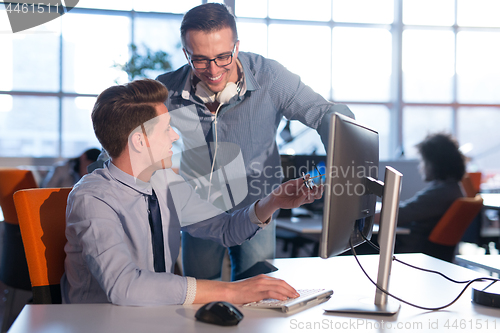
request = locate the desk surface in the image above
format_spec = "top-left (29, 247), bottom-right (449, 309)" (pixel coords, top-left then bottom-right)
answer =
top-left (482, 193), bottom-right (500, 210)
top-left (9, 254), bottom-right (500, 333)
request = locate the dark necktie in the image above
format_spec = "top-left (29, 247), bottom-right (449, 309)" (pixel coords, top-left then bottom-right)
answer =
top-left (148, 189), bottom-right (166, 272)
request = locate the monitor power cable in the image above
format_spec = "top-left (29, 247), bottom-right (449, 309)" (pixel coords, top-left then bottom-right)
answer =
top-left (361, 233), bottom-right (470, 284)
top-left (350, 236), bottom-right (500, 311)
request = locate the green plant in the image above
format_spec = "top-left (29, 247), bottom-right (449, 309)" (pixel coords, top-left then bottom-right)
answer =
top-left (114, 44), bottom-right (172, 81)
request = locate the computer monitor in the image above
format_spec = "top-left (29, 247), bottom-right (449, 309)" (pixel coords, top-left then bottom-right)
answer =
top-left (319, 113), bottom-right (402, 315)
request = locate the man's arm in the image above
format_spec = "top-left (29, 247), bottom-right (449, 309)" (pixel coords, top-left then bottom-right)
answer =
top-left (181, 176), bottom-right (323, 246)
top-left (195, 176), bottom-right (321, 304)
top-left (66, 185), bottom-right (303, 306)
top-left (317, 104), bottom-right (354, 150)
top-left (261, 54), bottom-right (354, 149)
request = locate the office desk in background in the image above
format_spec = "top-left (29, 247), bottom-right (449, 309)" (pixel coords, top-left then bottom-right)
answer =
top-left (276, 215), bottom-right (411, 240)
top-left (482, 193), bottom-right (500, 211)
top-left (477, 193), bottom-right (500, 245)
top-left (9, 254), bottom-right (500, 333)
top-left (455, 255), bottom-right (500, 276)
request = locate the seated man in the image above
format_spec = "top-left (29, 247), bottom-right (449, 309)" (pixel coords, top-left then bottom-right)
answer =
top-left (61, 79), bottom-right (323, 306)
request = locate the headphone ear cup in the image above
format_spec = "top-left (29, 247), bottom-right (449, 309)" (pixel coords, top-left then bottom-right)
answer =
top-left (195, 81), bottom-right (216, 104)
top-left (216, 82), bottom-right (238, 104)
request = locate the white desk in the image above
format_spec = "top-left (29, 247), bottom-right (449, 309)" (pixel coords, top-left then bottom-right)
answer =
top-left (482, 193), bottom-right (500, 211)
top-left (8, 254), bottom-right (500, 333)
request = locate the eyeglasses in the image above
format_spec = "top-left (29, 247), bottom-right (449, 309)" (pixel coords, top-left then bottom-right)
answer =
top-left (187, 43), bottom-right (237, 70)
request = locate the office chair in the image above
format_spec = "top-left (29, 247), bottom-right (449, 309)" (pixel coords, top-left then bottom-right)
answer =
top-left (461, 172), bottom-right (482, 198)
top-left (468, 172), bottom-right (482, 194)
top-left (0, 169), bottom-right (38, 332)
top-left (460, 172), bottom-right (486, 246)
top-left (13, 187), bottom-right (71, 304)
top-left (425, 195), bottom-right (484, 262)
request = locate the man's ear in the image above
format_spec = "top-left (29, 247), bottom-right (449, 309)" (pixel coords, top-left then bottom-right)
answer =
top-left (234, 40), bottom-right (240, 58)
top-left (129, 131), bottom-right (144, 153)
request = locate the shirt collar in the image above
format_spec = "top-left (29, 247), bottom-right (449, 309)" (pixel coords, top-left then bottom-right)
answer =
top-left (237, 53), bottom-right (260, 91)
top-left (107, 160), bottom-right (153, 196)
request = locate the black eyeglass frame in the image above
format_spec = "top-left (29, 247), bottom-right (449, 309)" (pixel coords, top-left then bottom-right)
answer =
top-left (186, 42), bottom-right (238, 70)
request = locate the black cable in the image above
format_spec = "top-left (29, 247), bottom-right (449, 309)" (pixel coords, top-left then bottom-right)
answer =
top-left (350, 238), bottom-right (500, 311)
top-left (360, 232), bottom-right (470, 284)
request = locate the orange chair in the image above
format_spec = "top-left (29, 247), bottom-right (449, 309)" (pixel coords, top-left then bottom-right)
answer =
top-left (461, 172), bottom-right (482, 197)
top-left (425, 195), bottom-right (484, 262)
top-left (0, 169), bottom-right (38, 331)
top-left (468, 172), bottom-right (482, 194)
top-left (13, 187), bottom-right (71, 304)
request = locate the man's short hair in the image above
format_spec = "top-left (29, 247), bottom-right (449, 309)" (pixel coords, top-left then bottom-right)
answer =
top-left (181, 3), bottom-right (238, 47)
top-left (417, 133), bottom-right (466, 181)
top-left (91, 79), bottom-right (169, 158)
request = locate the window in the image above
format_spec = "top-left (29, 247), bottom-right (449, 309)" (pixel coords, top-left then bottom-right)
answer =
top-left (456, 31), bottom-right (500, 104)
top-left (268, 24), bottom-right (331, 98)
top-left (0, 3), bottom-right (190, 159)
top-left (332, 27), bottom-right (392, 102)
top-left (458, 107), bottom-right (500, 174)
top-left (62, 13), bottom-right (131, 94)
top-left (403, 107), bottom-right (453, 158)
top-left (1, 0), bottom-right (499, 177)
top-left (402, 29), bottom-right (455, 103)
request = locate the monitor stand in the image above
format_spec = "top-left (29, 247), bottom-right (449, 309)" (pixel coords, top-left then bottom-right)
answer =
top-left (324, 166), bottom-right (402, 316)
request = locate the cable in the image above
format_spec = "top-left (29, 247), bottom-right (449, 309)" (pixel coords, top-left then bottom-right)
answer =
top-left (207, 103), bottom-right (223, 202)
top-left (359, 232), bottom-right (470, 284)
top-left (349, 238), bottom-right (499, 311)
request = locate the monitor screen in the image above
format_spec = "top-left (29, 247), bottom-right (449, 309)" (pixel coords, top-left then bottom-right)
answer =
top-left (319, 113), bottom-right (379, 258)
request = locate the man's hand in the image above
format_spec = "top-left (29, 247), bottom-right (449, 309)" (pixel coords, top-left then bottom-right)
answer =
top-left (195, 274), bottom-right (299, 305)
top-left (271, 176), bottom-right (324, 210)
top-left (255, 176), bottom-right (324, 222)
top-left (226, 274), bottom-right (299, 304)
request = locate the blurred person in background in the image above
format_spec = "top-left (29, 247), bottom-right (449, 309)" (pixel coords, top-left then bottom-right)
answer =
top-left (393, 133), bottom-right (466, 253)
top-left (42, 148), bottom-right (101, 188)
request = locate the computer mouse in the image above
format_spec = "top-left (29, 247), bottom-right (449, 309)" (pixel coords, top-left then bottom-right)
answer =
top-left (195, 301), bottom-right (244, 326)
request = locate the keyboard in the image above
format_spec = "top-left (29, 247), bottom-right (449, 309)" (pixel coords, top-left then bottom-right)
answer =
top-left (243, 289), bottom-right (333, 313)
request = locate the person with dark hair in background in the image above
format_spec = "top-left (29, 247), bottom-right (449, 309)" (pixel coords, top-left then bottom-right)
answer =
top-left (393, 133), bottom-right (466, 253)
top-left (61, 79), bottom-right (323, 306)
top-left (42, 148), bottom-right (101, 188)
top-left (156, 2), bottom-right (354, 282)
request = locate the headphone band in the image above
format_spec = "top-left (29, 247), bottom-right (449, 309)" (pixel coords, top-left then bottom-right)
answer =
top-left (194, 80), bottom-right (241, 104)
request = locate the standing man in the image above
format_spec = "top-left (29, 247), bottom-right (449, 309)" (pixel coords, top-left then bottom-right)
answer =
top-left (157, 3), bottom-right (354, 281)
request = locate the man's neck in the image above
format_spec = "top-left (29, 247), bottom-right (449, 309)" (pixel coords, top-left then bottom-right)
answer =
top-left (112, 154), bottom-right (154, 183)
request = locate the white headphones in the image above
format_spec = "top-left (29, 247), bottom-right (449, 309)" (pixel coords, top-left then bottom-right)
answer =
top-left (195, 81), bottom-right (239, 105)
top-left (196, 80), bottom-right (240, 201)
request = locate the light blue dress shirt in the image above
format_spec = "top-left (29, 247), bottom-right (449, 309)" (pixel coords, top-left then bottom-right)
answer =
top-left (156, 51), bottom-right (354, 280)
top-left (158, 51), bottom-right (354, 210)
top-left (61, 161), bottom-right (266, 306)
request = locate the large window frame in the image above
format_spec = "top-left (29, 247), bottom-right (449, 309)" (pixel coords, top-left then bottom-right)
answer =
top-left (1, 0), bottom-right (499, 173)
